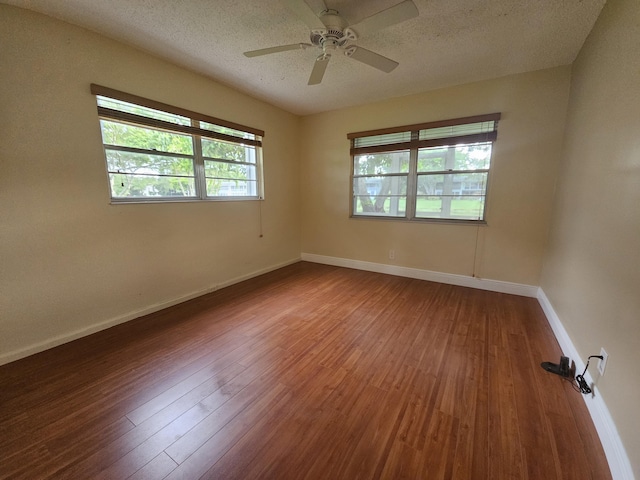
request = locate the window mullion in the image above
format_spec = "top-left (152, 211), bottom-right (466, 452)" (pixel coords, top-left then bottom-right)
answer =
top-left (192, 120), bottom-right (206, 199)
top-left (406, 131), bottom-right (419, 220)
top-left (441, 146), bottom-right (456, 217)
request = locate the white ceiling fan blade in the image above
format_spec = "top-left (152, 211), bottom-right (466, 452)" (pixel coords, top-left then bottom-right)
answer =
top-left (350, 0), bottom-right (419, 37)
top-left (283, 0), bottom-right (327, 30)
top-left (308, 54), bottom-right (330, 85)
top-left (244, 43), bottom-right (312, 57)
top-left (345, 46), bottom-right (399, 73)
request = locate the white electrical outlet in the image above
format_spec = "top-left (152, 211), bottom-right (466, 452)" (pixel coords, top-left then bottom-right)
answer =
top-left (597, 347), bottom-right (608, 376)
top-left (389, 249), bottom-right (395, 260)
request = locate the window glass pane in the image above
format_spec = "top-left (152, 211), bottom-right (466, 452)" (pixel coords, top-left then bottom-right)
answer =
top-left (106, 150), bottom-right (194, 177)
top-left (450, 196), bottom-right (485, 218)
top-left (352, 176), bottom-right (407, 217)
top-left (419, 121), bottom-right (494, 140)
top-left (353, 196), bottom-right (406, 216)
top-left (353, 176), bottom-right (407, 196)
top-left (353, 131), bottom-right (411, 148)
top-left (417, 173), bottom-right (487, 196)
top-left (417, 174), bottom-right (444, 194)
top-left (416, 195), bottom-right (485, 220)
top-left (418, 143), bottom-right (492, 172)
top-left (109, 173), bottom-right (196, 198)
top-left (418, 147), bottom-right (448, 172)
top-left (205, 161), bottom-right (256, 181)
top-left (206, 179), bottom-right (257, 197)
top-left (200, 121), bottom-right (256, 141)
top-left (100, 120), bottom-right (193, 155)
top-left (97, 96), bottom-right (191, 126)
top-left (453, 142), bottom-right (492, 170)
top-left (205, 160), bottom-right (257, 197)
top-left (202, 138), bottom-right (256, 163)
top-left (417, 172), bottom-right (487, 220)
top-left (354, 151), bottom-right (410, 175)
top-left (415, 196), bottom-right (442, 218)
top-left (451, 172), bottom-right (488, 195)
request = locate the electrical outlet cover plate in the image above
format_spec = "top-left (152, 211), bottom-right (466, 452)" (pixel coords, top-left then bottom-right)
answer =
top-left (597, 348), bottom-right (608, 375)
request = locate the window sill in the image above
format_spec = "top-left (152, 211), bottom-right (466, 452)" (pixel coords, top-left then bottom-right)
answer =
top-left (109, 197), bottom-right (262, 205)
top-left (350, 215), bottom-right (487, 226)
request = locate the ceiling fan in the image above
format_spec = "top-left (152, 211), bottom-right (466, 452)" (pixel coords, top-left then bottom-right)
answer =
top-left (243, 0), bottom-right (419, 85)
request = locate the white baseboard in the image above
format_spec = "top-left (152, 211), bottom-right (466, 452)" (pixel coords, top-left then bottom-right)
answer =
top-left (301, 252), bottom-right (538, 297)
top-left (537, 288), bottom-right (634, 480)
top-left (0, 257), bottom-right (301, 366)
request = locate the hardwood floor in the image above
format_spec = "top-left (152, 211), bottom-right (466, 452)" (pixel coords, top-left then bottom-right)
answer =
top-left (0, 262), bottom-right (611, 479)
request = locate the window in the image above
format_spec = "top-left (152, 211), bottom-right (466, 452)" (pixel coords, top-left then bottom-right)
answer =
top-left (349, 113), bottom-right (500, 223)
top-left (91, 84), bottom-right (264, 202)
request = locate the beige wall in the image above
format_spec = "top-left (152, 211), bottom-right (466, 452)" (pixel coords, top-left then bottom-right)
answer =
top-left (540, 0), bottom-right (640, 475)
top-left (3, 2), bottom-right (637, 473)
top-left (0, 5), bottom-right (301, 361)
top-left (300, 67), bottom-right (571, 286)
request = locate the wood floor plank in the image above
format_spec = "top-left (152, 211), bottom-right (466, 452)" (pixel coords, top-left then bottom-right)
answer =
top-left (379, 440), bottom-right (422, 480)
top-left (0, 443), bottom-right (53, 480)
top-left (0, 328), bottom-right (250, 455)
top-left (128, 452), bottom-right (178, 480)
top-left (160, 365), bottom-right (286, 466)
top-left (164, 382), bottom-right (292, 480)
top-left (507, 331), bottom-right (560, 479)
top-left (53, 360), bottom-right (257, 479)
top-left (461, 290), bottom-right (490, 479)
top-left (302, 382), bottom-right (389, 480)
top-left (0, 262), bottom-right (612, 480)
top-left (204, 364), bottom-right (347, 480)
top-left (419, 409), bottom-right (460, 480)
top-left (125, 360), bottom-right (247, 426)
top-left (344, 388), bottom-right (408, 480)
top-left (487, 307), bottom-right (527, 480)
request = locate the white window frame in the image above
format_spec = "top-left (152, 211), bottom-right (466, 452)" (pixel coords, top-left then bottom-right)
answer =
top-left (91, 84), bottom-right (264, 203)
top-left (348, 113), bottom-right (500, 224)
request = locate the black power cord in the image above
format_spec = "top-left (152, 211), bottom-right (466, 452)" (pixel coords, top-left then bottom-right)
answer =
top-left (541, 354), bottom-right (603, 394)
top-left (575, 355), bottom-right (603, 394)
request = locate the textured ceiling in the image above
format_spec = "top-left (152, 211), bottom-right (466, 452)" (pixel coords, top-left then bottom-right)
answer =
top-left (3, 0), bottom-right (606, 115)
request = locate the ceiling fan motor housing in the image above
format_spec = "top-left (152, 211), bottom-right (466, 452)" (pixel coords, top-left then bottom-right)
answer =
top-left (310, 10), bottom-right (355, 50)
